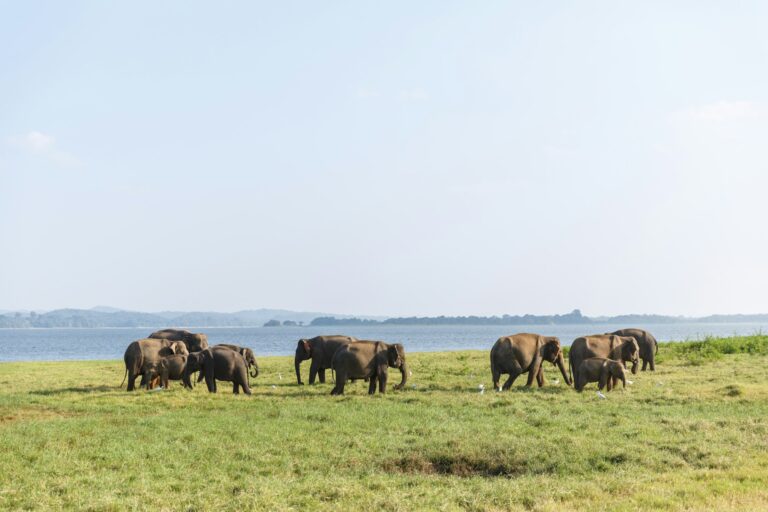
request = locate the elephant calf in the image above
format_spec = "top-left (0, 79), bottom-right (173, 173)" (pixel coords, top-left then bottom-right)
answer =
top-left (144, 354), bottom-right (192, 390)
top-left (331, 341), bottom-right (407, 395)
top-left (575, 358), bottom-right (627, 392)
top-left (187, 348), bottom-right (252, 395)
top-left (490, 333), bottom-right (571, 390)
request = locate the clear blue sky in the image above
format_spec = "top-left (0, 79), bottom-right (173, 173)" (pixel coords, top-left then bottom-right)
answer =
top-left (2, 1), bottom-right (767, 316)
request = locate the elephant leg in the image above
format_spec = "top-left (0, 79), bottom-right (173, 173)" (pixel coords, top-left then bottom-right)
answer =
top-left (641, 358), bottom-right (648, 371)
top-left (502, 370), bottom-right (520, 390)
top-left (649, 357), bottom-right (655, 371)
top-left (491, 367), bottom-right (501, 391)
top-left (331, 371), bottom-right (347, 395)
top-left (379, 371), bottom-right (388, 394)
top-left (318, 368), bottom-right (326, 383)
top-left (574, 373), bottom-right (583, 392)
top-left (127, 370), bottom-right (137, 391)
top-left (233, 382), bottom-right (240, 394)
top-left (368, 375), bottom-right (377, 395)
top-left (536, 368), bottom-right (546, 387)
top-left (309, 363), bottom-right (319, 385)
top-left (241, 377), bottom-right (252, 395)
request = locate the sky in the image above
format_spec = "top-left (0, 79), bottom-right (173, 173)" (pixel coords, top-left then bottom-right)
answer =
top-left (1, 1), bottom-right (768, 317)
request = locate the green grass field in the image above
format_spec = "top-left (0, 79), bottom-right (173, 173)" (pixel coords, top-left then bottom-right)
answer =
top-left (1, 335), bottom-right (767, 511)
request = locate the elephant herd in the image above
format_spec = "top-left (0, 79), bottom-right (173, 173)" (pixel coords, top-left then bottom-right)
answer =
top-left (491, 328), bottom-right (658, 393)
top-left (122, 327), bottom-right (657, 395)
top-left (122, 329), bottom-right (258, 394)
top-left (122, 331), bottom-right (407, 395)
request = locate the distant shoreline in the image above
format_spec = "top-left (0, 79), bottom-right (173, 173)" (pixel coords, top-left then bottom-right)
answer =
top-left (4, 306), bottom-right (768, 329)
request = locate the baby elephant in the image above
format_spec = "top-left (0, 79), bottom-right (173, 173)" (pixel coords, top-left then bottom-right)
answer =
top-left (143, 354), bottom-right (192, 390)
top-left (575, 358), bottom-right (627, 392)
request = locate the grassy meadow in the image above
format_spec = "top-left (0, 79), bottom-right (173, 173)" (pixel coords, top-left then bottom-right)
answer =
top-left (1, 335), bottom-right (767, 511)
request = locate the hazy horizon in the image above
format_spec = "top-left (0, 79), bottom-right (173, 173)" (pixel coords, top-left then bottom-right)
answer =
top-left (4, 305), bottom-right (768, 321)
top-left (3, 2), bottom-right (767, 317)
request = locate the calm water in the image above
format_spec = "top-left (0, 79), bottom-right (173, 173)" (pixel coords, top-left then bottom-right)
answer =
top-left (0, 323), bottom-right (765, 362)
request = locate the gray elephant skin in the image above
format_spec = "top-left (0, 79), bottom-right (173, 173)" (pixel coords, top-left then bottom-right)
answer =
top-left (490, 333), bottom-right (571, 390)
top-left (574, 357), bottom-right (627, 392)
top-left (187, 347), bottom-right (252, 395)
top-left (144, 354), bottom-right (191, 390)
top-left (569, 334), bottom-right (639, 384)
top-left (330, 341), bottom-right (407, 395)
top-left (123, 338), bottom-right (189, 391)
top-left (149, 328), bottom-right (209, 352)
top-left (610, 328), bottom-right (658, 371)
top-left (294, 335), bottom-right (358, 385)
top-left (214, 344), bottom-right (259, 378)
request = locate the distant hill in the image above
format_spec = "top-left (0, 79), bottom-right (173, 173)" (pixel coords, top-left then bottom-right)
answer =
top-left (0, 308), bottom-right (378, 328)
top-left (2, 307), bottom-right (768, 328)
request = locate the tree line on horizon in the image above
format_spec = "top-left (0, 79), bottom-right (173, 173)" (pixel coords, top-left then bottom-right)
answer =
top-left (4, 307), bottom-right (768, 328)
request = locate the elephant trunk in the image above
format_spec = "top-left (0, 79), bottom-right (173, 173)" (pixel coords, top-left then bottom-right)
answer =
top-left (294, 356), bottom-right (303, 385)
top-left (250, 363), bottom-right (259, 379)
top-left (395, 361), bottom-right (408, 390)
top-left (630, 359), bottom-right (639, 374)
top-left (556, 352), bottom-right (571, 386)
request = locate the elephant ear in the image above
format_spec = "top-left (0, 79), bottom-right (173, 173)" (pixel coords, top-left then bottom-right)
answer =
top-left (387, 345), bottom-right (398, 366)
top-left (300, 340), bottom-right (311, 356)
top-left (540, 338), bottom-right (558, 361)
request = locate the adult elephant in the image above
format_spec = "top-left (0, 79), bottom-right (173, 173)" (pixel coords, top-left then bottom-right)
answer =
top-left (330, 341), bottom-right (407, 395)
top-left (122, 338), bottom-right (188, 391)
top-left (568, 334), bottom-right (640, 384)
top-left (490, 333), bottom-right (571, 390)
top-left (149, 329), bottom-right (209, 352)
top-left (294, 335), bottom-right (358, 385)
top-left (187, 347), bottom-right (252, 395)
top-left (609, 328), bottom-right (658, 371)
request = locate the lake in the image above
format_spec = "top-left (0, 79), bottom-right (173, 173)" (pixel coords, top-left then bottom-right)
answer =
top-left (0, 322), bottom-right (766, 362)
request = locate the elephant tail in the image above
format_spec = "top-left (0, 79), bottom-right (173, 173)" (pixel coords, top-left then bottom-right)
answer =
top-left (120, 367), bottom-right (128, 388)
top-left (568, 350), bottom-right (573, 385)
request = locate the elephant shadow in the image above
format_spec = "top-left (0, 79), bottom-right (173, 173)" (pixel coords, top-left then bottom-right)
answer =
top-left (30, 385), bottom-right (117, 396)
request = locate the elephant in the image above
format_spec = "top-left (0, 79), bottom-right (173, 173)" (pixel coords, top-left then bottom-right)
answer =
top-left (609, 328), bottom-right (658, 371)
top-left (294, 335), bottom-right (358, 385)
top-left (213, 344), bottom-right (259, 379)
top-left (330, 341), bottom-right (407, 395)
top-left (574, 357), bottom-right (627, 392)
top-left (149, 329), bottom-right (209, 352)
top-left (490, 333), bottom-right (571, 390)
top-left (122, 338), bottom-right (188, 391)
top-left (144, 354), bottom-right (192, 390)
top-left (187, 347), bottom-right (252, 395)
top-left (568, 334), bottom-right (639, 384)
